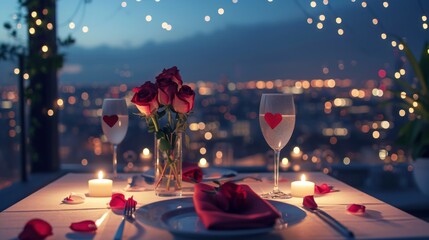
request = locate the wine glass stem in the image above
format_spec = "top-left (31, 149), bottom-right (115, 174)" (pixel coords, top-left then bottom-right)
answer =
top-left (113, 144), bottom-right (118, 178)
top-left (273, 149), bottom-right (280, 193)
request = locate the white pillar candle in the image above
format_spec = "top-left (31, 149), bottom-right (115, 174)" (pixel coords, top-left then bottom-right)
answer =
top-left (88, 171), bottom-right (112, 197)
top-left (291, 174), bottom-right (315, 197)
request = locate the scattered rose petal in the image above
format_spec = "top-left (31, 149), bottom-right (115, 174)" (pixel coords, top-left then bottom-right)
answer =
top-left (109, 193), bottom-right (126, 209)
top-left (69, 220), bottom-right (97, 232)
top-left (62, 192), bottom-right (85, 204)
top-left (18, 218), bottom-right (53, 240)
top-left (303, 195), bottom-right (318, 209)
top-left (347, 204), bottom-right (366, 214)
top-left (315, 183), bottom-right (332, 194)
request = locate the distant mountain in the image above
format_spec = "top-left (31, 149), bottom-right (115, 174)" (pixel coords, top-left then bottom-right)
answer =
top-left (59, 18), bottom-right (395, 86)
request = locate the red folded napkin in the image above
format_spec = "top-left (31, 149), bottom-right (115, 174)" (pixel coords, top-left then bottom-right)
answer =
top-left (182, 162), bottom-right (203, 183)
top-left (193, 182), bottom-right (281, 230)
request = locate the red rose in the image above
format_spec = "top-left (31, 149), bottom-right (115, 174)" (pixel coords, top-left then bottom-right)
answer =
top-left (156, 78), bottom-right (178, 105)
top-left (216, 182), bottom-right (248, 213)
top-left (156, 66), bottom-right (183, 87)
top-left (131, 81), bottom-right (159, 116)
top-left (172, 85), bottom-right (195, 113)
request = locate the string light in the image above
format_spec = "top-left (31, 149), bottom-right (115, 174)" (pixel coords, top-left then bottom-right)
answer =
top-left (145, 15), bottom-right (152, 22)
top-left (218, 8), bottom-right (225, 15)
top-left (319, 15), bottom-right (326, 21)
top-left (82, 26), bottom-right (89, 33)
top-left (383, 1), bottom-right (389, 8)
top-left (310, 1), bottom-right (317, 8)
top-left (338, 28), bottom-right (344, 35)
top-left (336, 17), bottom-right (342, 24)
top-left (317, 22), bottom-right (324, 29)
top-left (69, 22), bottom-right (76, 29)
top-left (204, 16), bottom-right (211, 22)
top-left (307, 18), bottom-right (313, 24)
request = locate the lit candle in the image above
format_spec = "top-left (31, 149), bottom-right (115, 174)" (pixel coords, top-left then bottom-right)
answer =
top-left (88, 171), bottom-right (112, 197)
top-left (291, 174), bottom-right (315, 197)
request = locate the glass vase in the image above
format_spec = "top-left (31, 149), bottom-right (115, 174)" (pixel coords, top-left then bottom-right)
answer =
top-left (154, 132), bottom-right (182, 197)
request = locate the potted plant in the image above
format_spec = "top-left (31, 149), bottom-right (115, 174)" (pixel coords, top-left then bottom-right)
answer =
top-left (392, 40), bottom-right (429, 195)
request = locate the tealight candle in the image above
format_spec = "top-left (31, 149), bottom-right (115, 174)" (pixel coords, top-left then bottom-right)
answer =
top-left (88, 171), bottom-right (112, 197)
top-left (291, 174), bottom-right (315, 197)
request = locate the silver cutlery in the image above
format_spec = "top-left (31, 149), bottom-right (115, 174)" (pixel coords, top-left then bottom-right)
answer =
top-left (114, 199), bottom-right (136, 240)
top-left (304, 206), bottom-right (354, 239)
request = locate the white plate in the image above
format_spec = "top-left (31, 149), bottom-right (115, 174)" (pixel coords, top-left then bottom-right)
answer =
top-left (135, 198), bottom-right (306, 238)
top-left (141, 167), bottom-right (237, 182)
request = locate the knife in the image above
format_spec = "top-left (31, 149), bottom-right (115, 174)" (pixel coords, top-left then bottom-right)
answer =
top-left (304, 206), bottom-right (354, 239)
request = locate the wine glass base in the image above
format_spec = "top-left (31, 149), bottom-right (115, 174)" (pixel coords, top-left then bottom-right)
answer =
top-left (261, 191), bottom-right (292, 199)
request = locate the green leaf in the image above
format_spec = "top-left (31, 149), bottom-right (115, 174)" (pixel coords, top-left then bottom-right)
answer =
top-left (159, 137), bottom-right (170, 152)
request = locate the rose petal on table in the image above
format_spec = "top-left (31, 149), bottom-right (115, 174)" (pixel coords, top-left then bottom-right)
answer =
top-left (18, 218), bottom-right (53, 240)
top-left (109, 193), bottom-right (126, 209)
top-left (303, 195), bottom-right (318, 209)
top-left (315, 183), bottom-right (332, 194)
top-left (69, 220), bottom-right (97, 232)
top-left (347, 204), bottom-right (366, 214)
top-left (62, 192), bottom-right (85, 204)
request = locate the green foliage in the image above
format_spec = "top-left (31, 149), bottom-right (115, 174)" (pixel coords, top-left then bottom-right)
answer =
top-left (393, 40), bottom-right (429, 159)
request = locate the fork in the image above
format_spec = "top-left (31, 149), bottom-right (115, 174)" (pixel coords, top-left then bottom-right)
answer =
top-left (114, 198), bottom-right (136, 240)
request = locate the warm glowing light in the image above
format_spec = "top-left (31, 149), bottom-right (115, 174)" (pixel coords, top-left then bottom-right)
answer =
top-left (336, 17), bottom-right (342, 24)
top-left (413, 101), bottom-right (418, 107)
top-left (204, 16), bottom-right (211, 22)
top-left (317, 22), bottom-right (324, 29)
top-left (81, 159), bottom-right (88, 166)
top-left (281, 157), bottom-right (289, 166)
top-left (343, 157), bottom-right (351, 165)
top-left (300, 174), bottom-right (306, 181)
top-left (400, 91), bottom-right (406, 99)
top-left (23, 73), bottom-right (29, 79)
top-left (372, 18), bottom-right (378, 25)
top-left (361, 1), bottom-right (367, 8)
top-left (399, 109), bottom-right (406, 117)
top-left (29, 28), bottom-right (35, 35)
top-left (218, 8), bottom-right (225, 15)
top-left (409, 107), bottom-right (414, 113)
top-left (379, 149), bottom-right (387, 160)
top-left (69, 22), bottom-right (75, 29)
top-left (204, 132), bottom-right (213, 140)
top-left (82, 26), bottom-right (89, 33)
top-left (394, 72), bottom-right (401, 79)
top-left (47, 109), bottom-right (54, 116)
top-left (35, 19), bottom-right (42, 25)
top-left (14, 68), bottom-right (20, 75)
top-left (293, 146), bottom-right (301, 154)
top-left (31, 11), bottom-right (37, 18)
top-left (423, 23), bottom-right (428, 29)
top-left (307, 18), bottom-right (313, 24)
top-left (200, 147), bottom-right (207, 155)
top-left (310, 1), bottom-right (317, 7)
top-left (145, 15), bottom-right (152, 22)
top-left (381, 33), bottom-right (387, 39)
top-left (391, 41), bottom-right (397, 47)
top-left (41, 45), bottom-right (48, 53)
top-left (121, 1), bottom-right (127, 7)
top-left (372, 131), bottom-right (380, 139)
top-left (323, 0), bottom-right (329, 5)
top-left (47, 23), bottom-right (53, 30)
top-left (381, 121), bottom-right (390, 129)
top-left (57, 99), bottom-right (64, 107)
top-left (319, 15), bottom-right (326, 21)
top-left (98, 171), bottom-right (104, 179)
top-left (142, 148), bottom-right (150, 156)
top-left (399, 69), bottom-right (406, 75)
top-left (423, 16), bottom-right (428, 21)
top-left (198, 158), bottom-right (209, 168)
top-left (338, 29), bottom-right (344, 35)
top-left (383, 1), bottom-right (389, 8)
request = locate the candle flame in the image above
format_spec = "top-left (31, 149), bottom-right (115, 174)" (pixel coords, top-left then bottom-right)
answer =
top-left (98, 171), bottom-right (104, 179)
top-left (301, 174), bottom-right (306, 181)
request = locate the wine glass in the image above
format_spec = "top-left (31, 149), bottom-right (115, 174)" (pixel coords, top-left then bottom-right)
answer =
top-left (259, 94), bottom-right (295, 198)
top-left (101, 98), bottom-right (129, 178)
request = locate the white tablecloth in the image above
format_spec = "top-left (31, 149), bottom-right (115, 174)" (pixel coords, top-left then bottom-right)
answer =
top-left (1, 172), bottom-right (428, 239)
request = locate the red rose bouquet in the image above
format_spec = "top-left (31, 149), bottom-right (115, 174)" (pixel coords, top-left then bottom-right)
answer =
top-left (131, 66), bottom-right (195, 196)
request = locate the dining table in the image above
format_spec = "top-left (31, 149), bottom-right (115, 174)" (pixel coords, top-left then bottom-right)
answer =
top-left (1, 171), bottom-right (429, 239)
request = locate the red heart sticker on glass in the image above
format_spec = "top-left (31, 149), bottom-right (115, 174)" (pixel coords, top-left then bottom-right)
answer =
top-left (103, 115), bottom-right (118, 128)
top-left (264, 112), bottom-right (282, 129)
